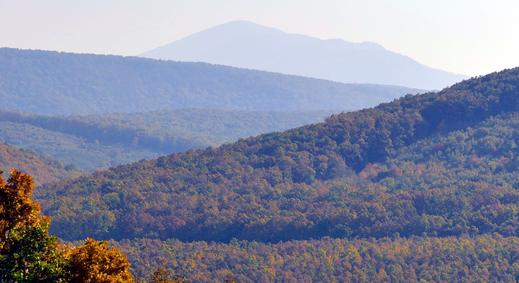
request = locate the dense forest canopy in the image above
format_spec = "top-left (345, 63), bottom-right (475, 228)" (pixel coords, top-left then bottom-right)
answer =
top-left (0, 48), bottom-right (418, 115)
top-left (118, 235), bottom-right (519, 282)
top-left (40, 68), bottom-right (519, 243)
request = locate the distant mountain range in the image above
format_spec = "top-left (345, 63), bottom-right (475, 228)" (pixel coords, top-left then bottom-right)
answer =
top-left (142, 21), bottom-right (467, 90)
top-left (0, 48), bottom-right (419, 116)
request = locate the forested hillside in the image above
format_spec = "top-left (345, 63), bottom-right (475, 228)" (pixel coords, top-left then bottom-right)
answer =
top-left (0, 109), bottom-right (330, 170)
top-left (0, 48), bottom-right (418, 115)
top-left (0, 143), bottom-right (79, 185)
top-left (40, 68), bottom-right (519, 241)
top-left (37, 68), bottom-right (519, 281)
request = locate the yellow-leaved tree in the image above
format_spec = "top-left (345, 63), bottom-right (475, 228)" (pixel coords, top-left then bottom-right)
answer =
top-left (0, 169), bottom-right (134, 282)
top-left (66, 238), bottom-right (133, 282)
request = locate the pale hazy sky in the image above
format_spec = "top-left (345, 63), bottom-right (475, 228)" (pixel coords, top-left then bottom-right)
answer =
top-left (1, 0), bottom-right (518, 76)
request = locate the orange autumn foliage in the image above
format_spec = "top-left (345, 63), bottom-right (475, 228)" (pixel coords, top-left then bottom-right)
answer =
top-left (66, 238), bottom-right (134, 283)
top-left (0, 169), bottom-right (45, 245)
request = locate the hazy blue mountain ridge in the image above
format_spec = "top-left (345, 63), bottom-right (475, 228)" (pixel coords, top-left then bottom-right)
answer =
top-left (142, 21), bottom-right (466, 89)
top-left (0, 47), bottom-right (419, 115)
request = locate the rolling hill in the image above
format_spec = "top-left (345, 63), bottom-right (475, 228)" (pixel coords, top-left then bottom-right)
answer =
top-left (33, 67), bottom-right (519, 281)
top-left (40, 67), bottom-right (519, 240)
top-left (0, 109), bottom-right (331, 170)
top-left (0, 48), bottom-right (419, 115)
top-left (36, 67), bottom-right (519, 281)
top-left (0, 143), bottom-right (80, 185)
top-left (142, 21), bottom-right (466, 89)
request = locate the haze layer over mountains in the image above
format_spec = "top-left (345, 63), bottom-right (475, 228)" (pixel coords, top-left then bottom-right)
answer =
top-left (143, 21), bottom-right (467, 90)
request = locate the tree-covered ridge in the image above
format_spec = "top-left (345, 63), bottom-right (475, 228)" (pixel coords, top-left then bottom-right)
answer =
top-left (0, 143), bottom-right (79, 185)
top-left (0, 109), bottom-right (330, 170)
top-left (41, 68), bottom-right (519, 242)
top-left (0, 48), bottom-right (418, 115)
top-left (74, 109), bottom-right (332, 147)
top-left (118, 235), bottom-right (519, 282)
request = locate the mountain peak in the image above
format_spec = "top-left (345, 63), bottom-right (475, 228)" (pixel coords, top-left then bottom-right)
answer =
top-left (141, 21), bottom-right (466, 89)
